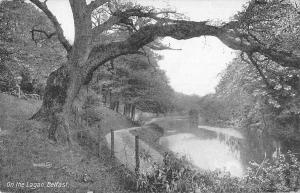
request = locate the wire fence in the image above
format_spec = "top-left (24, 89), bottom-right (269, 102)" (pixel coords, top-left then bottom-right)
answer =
top-left (73, 106), bottom-right (164, 193)
top-left (106, 129), bottom-right (163, 175)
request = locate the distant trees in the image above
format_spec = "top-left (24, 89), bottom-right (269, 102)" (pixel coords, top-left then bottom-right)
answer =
top-left (197, 94), bottom-right (228, 126)
top-left (172, 93), bottom-right (201, 115)
top-left (188, 109), bottom-right (199, 128)
top-left (91, 48), bottom-right (175, 119)
top-left (198, 51), bottom-right (300, 143)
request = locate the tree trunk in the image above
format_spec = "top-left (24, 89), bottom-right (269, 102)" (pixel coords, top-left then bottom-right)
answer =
top-left (124, 103), bottom-right (127, 116)
top-left (108, 90), bottom-right (112, 108)
top-left (31, 66), bottom-right (70, 119)
top-left (131, 105), bottom-right (135, 121)
top-left (127, 104), bottom-right (131, 118)
top-left (31, 64), bottom-right (88, 145)
top-left (116, 101), bottom-right (119, 113)
top-left (28, 0), bottom-right (97, 147)
top-left (103, 91), bottom-right (107, 106)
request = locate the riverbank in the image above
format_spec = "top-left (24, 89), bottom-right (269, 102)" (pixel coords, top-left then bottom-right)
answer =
top-left (129, 116), bottom-right (300, 193)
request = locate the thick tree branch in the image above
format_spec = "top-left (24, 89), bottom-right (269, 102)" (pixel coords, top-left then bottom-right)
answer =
top-left (92, 21), bottom-right (218, 56)
top-left (92, 15), bottom-right (120, 39)
top-left (86, 19), bottom-right (300, 83)
top-left (145, 42), bottom-right (182, 51)
top-left (217, 28), bottom-right (300, 69)
top-left (29, 0), bottom-right (72, 52)
top-left (84, 21), bottom-right (219, 83)
top-left (245, 52), bottom-right (274, 90)
top-left (91, 8), bottom-right (182, 41)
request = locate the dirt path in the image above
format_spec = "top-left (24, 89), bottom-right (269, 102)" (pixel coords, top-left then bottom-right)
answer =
top-left (105, 127), bottom-right (163, 173)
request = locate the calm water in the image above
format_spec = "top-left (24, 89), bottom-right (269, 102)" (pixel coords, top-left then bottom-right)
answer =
top-left (159, 126), bottom-right (245, 177)
top-left (155, 117), bottom-right (300, 177)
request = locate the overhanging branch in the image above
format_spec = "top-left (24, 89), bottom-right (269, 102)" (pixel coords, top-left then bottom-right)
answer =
top-left (29, 0), bottom-right (72, 52)
top-left (85, 19), bottom-right (300, 85)
top-left (243, 52), bottom-right (274, 90)
top-left (216, 28), bottom-right (300, 69)
top-left (84, 21), bottom-right (220, 83)
top-left (91, 8), bottom-right (185, 41)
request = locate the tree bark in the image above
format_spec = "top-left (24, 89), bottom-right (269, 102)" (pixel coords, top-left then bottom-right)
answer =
top-left (31, 66), bottom-right (70, 119)
top-left (31, 64), bottom-right (88, 145)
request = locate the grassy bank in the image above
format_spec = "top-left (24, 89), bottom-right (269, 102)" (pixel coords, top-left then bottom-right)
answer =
top-left (0, 93), bottom-right (138, 193)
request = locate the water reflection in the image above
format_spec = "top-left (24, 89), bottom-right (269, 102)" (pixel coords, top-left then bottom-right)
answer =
top-left (156, 117), bottom-right (300, 178)
top-left (160, 129), bottom-right (245, 177)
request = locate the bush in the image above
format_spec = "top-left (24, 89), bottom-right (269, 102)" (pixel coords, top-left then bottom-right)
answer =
top-left (0, 64), bottom-right (16, 92)
top-left (136, 152), bottom-right (246, 193)
top-left (246, 151), bottom-right (300, 192)
top-left (136, 151), bottom-right (300, 193)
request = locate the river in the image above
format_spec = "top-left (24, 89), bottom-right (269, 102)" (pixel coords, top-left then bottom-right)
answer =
top-left (153, 116), bottom-right (300, 177)
top-left (159, 125), bottom-right (245, 177)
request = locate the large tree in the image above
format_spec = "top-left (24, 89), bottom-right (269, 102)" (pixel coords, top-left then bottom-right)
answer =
top-left (26, 0), bottom-right (300, 144)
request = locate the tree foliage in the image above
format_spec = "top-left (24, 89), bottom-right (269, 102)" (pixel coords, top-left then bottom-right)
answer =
top-left (198, 50), bottom-right (299, 143)
top-left (0, 0), bottom-right (66, 85)
top-left (196, 0), bottom-right (300, 146)
top-left (93, 48), bottom-right (175, 115)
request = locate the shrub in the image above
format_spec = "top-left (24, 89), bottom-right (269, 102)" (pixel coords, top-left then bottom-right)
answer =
top-left (136, 151), bottom-right (300, 193)
top-left (246, 151), bottom-right (300, 192)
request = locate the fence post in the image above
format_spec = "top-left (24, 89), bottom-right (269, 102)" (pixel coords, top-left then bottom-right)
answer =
top-left (86, 111), bottom-right (88, 127)
top-left (97, 124), bottom-right (101, 158)
top-left (79, 116), bottom-right (82, 125)
top-left (111, 129), bottom-right (114, 158)
top-left (135, 135), bottom-right (140, 174)
top-left (17, 84), bottom-right (20, 98)
top-left (74, 107), bottom-right (77, 122)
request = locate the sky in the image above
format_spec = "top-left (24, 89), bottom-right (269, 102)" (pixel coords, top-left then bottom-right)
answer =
top-left (45, 0), bottom-right (249, 96)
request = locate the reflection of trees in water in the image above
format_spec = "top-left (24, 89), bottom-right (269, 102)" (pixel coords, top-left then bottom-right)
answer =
top-left (240, 127), bottom-right (300, 167)
top-left (165, 118), bottom-right (300, 171)
top-left (188, 109), bottom-right (199, 129)
top-left (196, 128), bottom-right (242, 160)
top-left (195, 128), bottom-right (218, 140)
top-left (205, 126), bottom-right (300, 168)
top-left (196, 127), bottom-right (273, 168)
top-left (198, 126), bottom-right (294, 168)
top-left (217, 133), bottom-right (242, 160)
